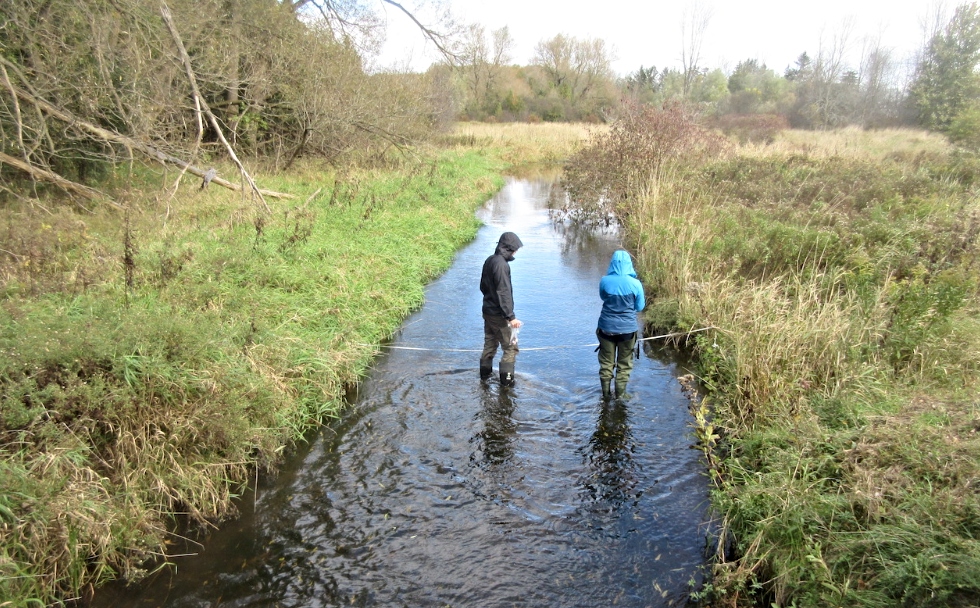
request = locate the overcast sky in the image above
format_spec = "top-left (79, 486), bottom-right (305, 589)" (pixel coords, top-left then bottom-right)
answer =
top-left (375, 0), bottom-right (938, 79)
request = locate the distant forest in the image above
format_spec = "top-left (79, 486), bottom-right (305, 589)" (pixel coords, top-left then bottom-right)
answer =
top-left (3, 0), bottom-right (980, 198)
top-left (449, 3), bottom-right (980, 144)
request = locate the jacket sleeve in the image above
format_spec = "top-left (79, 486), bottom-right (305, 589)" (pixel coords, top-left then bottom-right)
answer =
top-left (493, 258), bottom-right (516, 319)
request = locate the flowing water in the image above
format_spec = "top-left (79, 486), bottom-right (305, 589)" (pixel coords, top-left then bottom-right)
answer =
top-left (92, 178), bottom-right (710, 607)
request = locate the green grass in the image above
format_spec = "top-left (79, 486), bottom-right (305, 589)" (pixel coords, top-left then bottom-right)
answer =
top-left (0, 149), bottom-right (504, 605)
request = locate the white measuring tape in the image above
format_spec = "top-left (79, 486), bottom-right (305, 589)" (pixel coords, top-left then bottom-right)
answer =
top-left (360, 327), bottom-right (717, 353)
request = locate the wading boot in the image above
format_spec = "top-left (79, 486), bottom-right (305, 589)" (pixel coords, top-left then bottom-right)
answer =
top-left (499, 361), bottom-right (516, 387)
top-left (615, 378), bottom-right (629, 400)
top-left (601, 379), bottom-right (613, 401)
top-left (479, 357), bottom-right (493, 381)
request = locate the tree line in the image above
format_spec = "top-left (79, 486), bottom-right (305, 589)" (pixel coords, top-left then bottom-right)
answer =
top-left (3, 1), bottom-right (980, 202)
top-left (448, 3), bottom-right (980, 148)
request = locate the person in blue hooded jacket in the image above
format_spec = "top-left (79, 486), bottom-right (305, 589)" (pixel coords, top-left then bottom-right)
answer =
top-left (597, 250), bottom-right (645, 400)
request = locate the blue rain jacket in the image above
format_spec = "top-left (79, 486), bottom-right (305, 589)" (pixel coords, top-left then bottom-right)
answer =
top-left (597, 250), bottom-right (645, 335)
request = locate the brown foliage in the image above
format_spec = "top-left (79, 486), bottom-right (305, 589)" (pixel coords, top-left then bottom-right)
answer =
top-left (555, 102), bottom-right (727, 224)
top-left (711, 113), bottom-right (790, 144)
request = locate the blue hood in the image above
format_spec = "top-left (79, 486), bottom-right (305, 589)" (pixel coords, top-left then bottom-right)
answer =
top-left (606, 250), bottom-right (637, 278)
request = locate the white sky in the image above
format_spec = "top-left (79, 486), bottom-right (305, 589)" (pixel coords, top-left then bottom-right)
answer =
top-left (375, 0), bottom-right (937, 79)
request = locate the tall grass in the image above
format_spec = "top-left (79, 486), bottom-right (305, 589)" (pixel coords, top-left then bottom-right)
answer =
top-left (441, 121), bottom-right (599, 166)
top-left (743, 126), bottom-right (953, 161)
top-left (630, 172), bottom-right (891, 424)
top-left (0, 150), bottom-right (503, 605)
top-left (563, 114), bottom-right (980, 606)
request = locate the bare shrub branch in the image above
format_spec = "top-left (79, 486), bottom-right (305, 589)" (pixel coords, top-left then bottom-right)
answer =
top-left (555, 102), bottom-right (727, 225)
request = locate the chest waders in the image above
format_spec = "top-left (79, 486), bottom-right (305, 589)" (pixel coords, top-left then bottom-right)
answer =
top-left (596, 329), bottom-right (637, 399)
top-left (481, 315), bottom-right (519, 386)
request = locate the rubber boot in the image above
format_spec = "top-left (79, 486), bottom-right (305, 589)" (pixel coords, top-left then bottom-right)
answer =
top-left (615, 378), bottom-right (629, 400)
top-left (479, 357), bottom-right (493, 380)
top-left (601, 378), bottom-right (613, 401)
top-left (499, 361), bottom-right (516, 387)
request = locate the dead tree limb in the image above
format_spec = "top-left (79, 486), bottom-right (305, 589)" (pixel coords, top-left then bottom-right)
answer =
top-left (0, 151), bottom-right (125, 210)
top-left (159, 1), bottom-right (271, 213)
top-left (0, 63), bottom-right (28, 162)
top-left (380, 0), bottom-right (459, 61)
top-left (0, 61), bottom-right (293, 201)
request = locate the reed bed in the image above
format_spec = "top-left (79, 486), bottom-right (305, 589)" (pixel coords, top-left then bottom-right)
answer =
top-left (741, 126), bottom-right (953, 161)
top-left (441, 121), bottom-right (600, 166)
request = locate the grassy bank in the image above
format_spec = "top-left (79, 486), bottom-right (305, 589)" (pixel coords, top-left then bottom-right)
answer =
top-left (618, 127), bottom-right (980, 606)
top-left (0, 149), bottom-right (510, 605)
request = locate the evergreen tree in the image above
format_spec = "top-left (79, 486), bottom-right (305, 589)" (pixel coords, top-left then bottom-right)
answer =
top-left (910, 2), bottom-right (980, 130)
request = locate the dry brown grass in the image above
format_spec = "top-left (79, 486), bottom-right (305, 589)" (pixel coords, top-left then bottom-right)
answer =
top-left (441, 121), bottom-right (602, 166)
top-left (629, 177), bottom-right (888, 426)
top-left (740, 126), bottom-right (953, 161)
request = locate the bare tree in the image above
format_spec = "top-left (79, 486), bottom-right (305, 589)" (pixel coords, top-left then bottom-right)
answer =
top-left (282, 0), bottom-right (458, 59)
top-left (858, 35), bottom-right (896, 126)
top-left (457, 24), bottom-right (513, 115)
top-left (533, 34), bottom-right (614, 105)
top-left (534, 33), bottom-right (575, 94)
top-left (681, 0), bottom-right (713, 99)
top-left (795, 20), bottom-right (856, 127)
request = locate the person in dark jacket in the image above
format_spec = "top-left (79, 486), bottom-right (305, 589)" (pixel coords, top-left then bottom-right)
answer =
top-left (480, 232), bottom-right (523, 386)
top-left (597, 250), bottom-right (645, 400)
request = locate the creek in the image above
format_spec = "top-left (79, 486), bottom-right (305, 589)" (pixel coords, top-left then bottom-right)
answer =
top-left (91, 177), bottom-right (710, 607)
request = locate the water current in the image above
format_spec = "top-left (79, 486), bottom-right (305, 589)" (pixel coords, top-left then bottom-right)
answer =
top-left (91, 177), bottom-right (711, 607)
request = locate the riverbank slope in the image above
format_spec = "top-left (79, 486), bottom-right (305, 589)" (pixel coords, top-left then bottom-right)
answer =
top-left (618, 125), bottom-right (980, 607)
top-left (0, 146), bottom-right (537, 605)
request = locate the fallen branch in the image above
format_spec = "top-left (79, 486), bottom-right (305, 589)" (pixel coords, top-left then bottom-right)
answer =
top-left (0, 57), bottom-right (293, 201)
top-left (159, 1), bottom-right (271, 212)
top-left (0, 151), bottom-right (125, 210)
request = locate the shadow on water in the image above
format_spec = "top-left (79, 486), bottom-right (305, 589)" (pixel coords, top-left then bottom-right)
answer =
top-left (90, 177), bottom-right (711, 608)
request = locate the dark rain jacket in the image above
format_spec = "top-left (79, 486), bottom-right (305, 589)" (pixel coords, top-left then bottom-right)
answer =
top-left (598, 250), bottom-right (645, 335)
top-left (480, 232), bottom-right (523, 320)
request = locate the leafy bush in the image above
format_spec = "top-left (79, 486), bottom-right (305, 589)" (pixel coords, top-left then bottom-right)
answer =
top-left (948, 101), bottom-right (980, 150)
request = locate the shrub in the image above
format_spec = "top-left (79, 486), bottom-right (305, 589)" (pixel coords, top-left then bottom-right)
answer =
top-left (947, 101), bottom-right (980, 150)
top-left (556, 101), bottom-right (726, 224)
top-left (711, 113), bottom-right (790, 144)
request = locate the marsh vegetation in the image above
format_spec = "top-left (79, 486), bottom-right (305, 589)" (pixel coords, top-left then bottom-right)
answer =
top-left (560, 106), bottom-right (980, 607)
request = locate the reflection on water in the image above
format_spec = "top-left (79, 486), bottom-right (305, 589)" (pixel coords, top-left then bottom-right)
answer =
top-left (472, 389), bottom-right (518, 472)
top-left (579, 402), bottom-right (640, 511)
top-left (89, 177), bottom-right (710, 608)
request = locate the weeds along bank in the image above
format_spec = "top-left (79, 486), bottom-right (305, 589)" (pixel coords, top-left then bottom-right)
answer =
top-left (638, 137), bottom-right (980, 607)
top-left (0, 149), bottom-right (510, 605)
top-left (562, 107), bottom-right (980, 607)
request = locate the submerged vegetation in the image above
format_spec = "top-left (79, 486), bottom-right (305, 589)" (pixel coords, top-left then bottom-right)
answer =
top-left (0, 150), bottom-right (510, 605)
top-left (561, 106), bottom-right (980, 606)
